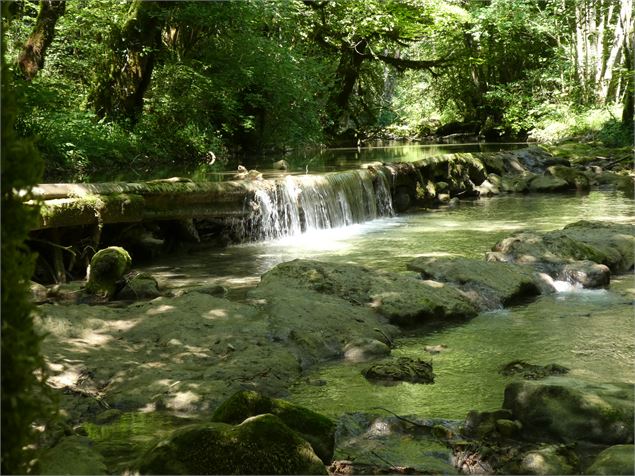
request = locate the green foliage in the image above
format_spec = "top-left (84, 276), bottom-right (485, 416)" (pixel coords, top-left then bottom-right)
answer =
top-left (1, 4), bottom-right (53, 474)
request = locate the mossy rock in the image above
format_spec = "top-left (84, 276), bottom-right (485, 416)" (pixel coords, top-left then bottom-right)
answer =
top-left (585, 445), bottom-right (635, 475)
top-left (115, 272), bottom-right (161, 300)
top-left (407, 257), bottom-right (543, 309)
top-left (211, 391), bottom-right (335, 464)
top-left (139, 414), bottom-right (326, 475)
top-left (546, 165), bottom-right (591, 191)
top-left (258, 259), bottom-right (478, 326)
top-left (503, 380), bottom-right (634, 445)
top-left (500, 360), bottom-right (569, 380)
top-left (512, 445), bottom-right (577, 475)
top-left (362, 357), bottom-right (434, 384)
top-left (37, 435), bottom-right (107, 475)
top-left (500, 175), bottom-right (531, 193)
top-left (85, 246), bottom-right (132, 296)
top-left (528, 174), bottom-right (570, 193)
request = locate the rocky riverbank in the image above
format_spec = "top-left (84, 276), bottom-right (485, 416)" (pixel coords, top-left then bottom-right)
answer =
top-left (32, 219), bottom-right (634, 474)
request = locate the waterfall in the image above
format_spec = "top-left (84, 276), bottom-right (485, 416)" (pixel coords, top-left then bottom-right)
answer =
top-left (239, 169), bottom-right (394, 241)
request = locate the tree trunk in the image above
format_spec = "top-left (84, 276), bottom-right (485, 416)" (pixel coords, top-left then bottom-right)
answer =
top-left (621, 19), bottom-right (633, 128)
top-left (325, 38), bottom-right (368, 135)
top-left (17, 0), bottom-right (66, 80)
top-left (89, 1), bottom-right (167, 124)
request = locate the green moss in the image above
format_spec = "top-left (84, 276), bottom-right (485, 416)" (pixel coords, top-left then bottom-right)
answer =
top-left (139, 414), bottom-right (326, 475)
top-left (211, 391), bottom-right (335, 464)
top-left (85, 246), bottom-right (132, 296)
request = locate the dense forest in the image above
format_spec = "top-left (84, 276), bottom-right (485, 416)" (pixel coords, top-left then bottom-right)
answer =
top-left (3, 0), bottom-right (634, 181)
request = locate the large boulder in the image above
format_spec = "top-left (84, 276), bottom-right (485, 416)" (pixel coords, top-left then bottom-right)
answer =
top-left (585, 445), bottom-right (634, 475)
top-left (528, 175), bottom-right (570, 193)
top-left (85, 246), bottom-right (132, 296)
top-left (256, 259), bottom-right (478, 326)
top-left (545, 165), bottom-right (591, 191)
top-left (211, 391), bottom-right (335, 464)
top-left (37, 435), bottom-right (107, 475)
top-left (502, 379), bottom-right (634, 445)
top-left (138, 414), bottom-right (326, 475)
top-left (407, 257), bottom-right (546, 309)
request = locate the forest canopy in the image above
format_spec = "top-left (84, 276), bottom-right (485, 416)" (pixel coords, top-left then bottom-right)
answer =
top-left (4, 0), bottom-right (633, 182)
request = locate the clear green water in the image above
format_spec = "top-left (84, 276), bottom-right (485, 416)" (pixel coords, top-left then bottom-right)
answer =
top-left (143, 190), bottom-right (635, 421)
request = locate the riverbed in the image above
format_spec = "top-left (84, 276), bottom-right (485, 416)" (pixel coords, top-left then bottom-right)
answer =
top-left (139, 190), bottom-right (634, 420)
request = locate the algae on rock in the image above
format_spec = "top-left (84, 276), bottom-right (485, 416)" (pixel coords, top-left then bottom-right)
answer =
top-left (85, 246), bottom-right (132, 296)
top-left (138, 414), bottom-right (326, 475)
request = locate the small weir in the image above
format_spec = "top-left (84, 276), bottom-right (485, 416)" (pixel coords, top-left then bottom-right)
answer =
top-left (239, 169), bottom-right (394, 240)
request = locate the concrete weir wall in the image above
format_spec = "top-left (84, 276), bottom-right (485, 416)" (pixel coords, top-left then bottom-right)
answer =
top-left (27, 147), bottom-right (554, 282)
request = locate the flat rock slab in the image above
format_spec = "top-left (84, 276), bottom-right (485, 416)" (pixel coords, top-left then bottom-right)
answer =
top-left (258, 259), bottom-right (478, 326)
top-left (503, 378), bottom-right (634, 445)
top-left (407, 257), bottom-right (545, 309)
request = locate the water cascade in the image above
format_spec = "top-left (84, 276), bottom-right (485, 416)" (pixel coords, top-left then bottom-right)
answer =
top-left (239, 169), bottom-right (394, 240)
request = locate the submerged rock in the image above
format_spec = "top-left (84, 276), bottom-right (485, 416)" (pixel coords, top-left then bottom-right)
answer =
top-left (85, 246), bottom-right (132, 296)
top-left (211, 390), bottom-right (335, 464)
top-left (500, 360), bottom-right (569, 380)
top-left (257, 259), bottom-right (478, 326)
top-left (503, 379), bottom-right (634, 445)
top-left (585, 444), bottom-right (635, 475)
top-left (362, 357), bottom-right (434, 384)
top-left (138, 414), bottom-right (326, 475)
top-left (343, 338), bottom-right (390, 362)
top-left (332, 413), bottom-right (458, 475)
top-left (407, 257), bottom-right (545, 309)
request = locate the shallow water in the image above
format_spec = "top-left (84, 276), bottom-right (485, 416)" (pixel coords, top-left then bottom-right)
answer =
top-left (140, 189), bottom-right (634, 420)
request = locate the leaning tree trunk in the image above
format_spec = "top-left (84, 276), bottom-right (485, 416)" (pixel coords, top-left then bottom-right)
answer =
top-left (17, 0), bottom-right (65, 80)
top-left (89, 1), bottom-right (167, 124)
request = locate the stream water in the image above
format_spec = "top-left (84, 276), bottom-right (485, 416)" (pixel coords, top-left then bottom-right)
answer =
top-left (142, 189), bottom-right (634, 420)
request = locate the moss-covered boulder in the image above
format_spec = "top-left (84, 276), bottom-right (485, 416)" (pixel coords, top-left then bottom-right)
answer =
top-left (362, 357), bottom-right (434, 384)
top-left (37, 435), bottom-right (107, 475)
top-left (528, 174), bottom-right (570, 193)
top-left (585, 445), bottom-right (634, 475)
top-left (462, 409), bottom-right (514, 438)
top-left (138, 414), bottom-right (326, 475)
top-left (258, 259), bottom-right (478, 326)
top-left (499, 174), bottom-right (531, 193)
top-left (489, 221), bottom-right (635, 287)
top-left (512, 445), bottom-right (577, 475)
top-left (407, 257), bottom-right (545, 309)
top-left (85, 246), bottom-right (132, 296)
top-left (211, 391), bottom-right (335, 464)
top-left (503, 380), bottom-right (634, 445)
top-left (545, 165), bottom-right (591, 191)
top-left (115, 272), bottom-right (161, 300)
